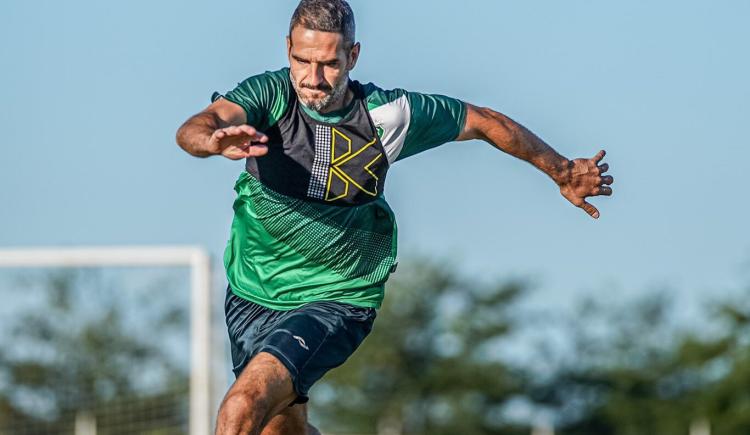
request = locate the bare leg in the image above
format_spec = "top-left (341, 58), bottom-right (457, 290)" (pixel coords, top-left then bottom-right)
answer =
top-left (215, 352), bottom-right (298, 435)
top-left (260, 404), bottom-right (322, 435)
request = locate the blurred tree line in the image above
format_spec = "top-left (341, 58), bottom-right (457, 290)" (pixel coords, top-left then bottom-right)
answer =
top-left (312, 259), bottom-right (750, 435)
top-left (0, 271), bottom-right (189, 434)
top-left (2, 260), bottom-right (750, 434)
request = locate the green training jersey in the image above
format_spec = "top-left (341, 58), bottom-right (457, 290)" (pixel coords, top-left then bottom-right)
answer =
top-left (219, 68), bottom-right (466, 310)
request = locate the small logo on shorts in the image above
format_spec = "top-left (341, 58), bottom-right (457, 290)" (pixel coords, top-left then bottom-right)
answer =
top-left (292, 335), bottom-right (309, 350)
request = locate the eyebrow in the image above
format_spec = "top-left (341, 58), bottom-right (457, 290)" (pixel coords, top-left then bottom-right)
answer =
top-left (291, 54), bottom-right (339, 65)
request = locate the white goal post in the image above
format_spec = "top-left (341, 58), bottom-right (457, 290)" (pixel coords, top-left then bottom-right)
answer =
top-left (0, 246), bottom-right (213, 435)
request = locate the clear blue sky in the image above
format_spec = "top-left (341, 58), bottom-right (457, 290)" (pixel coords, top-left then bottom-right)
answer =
top-left (2, 0), bottom-right (749, 308)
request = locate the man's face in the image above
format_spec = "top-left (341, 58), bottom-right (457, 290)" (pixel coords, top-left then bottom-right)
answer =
top-left (287, 25), bottom-right (359, 112)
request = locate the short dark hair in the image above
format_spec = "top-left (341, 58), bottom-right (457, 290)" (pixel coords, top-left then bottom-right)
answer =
top-left (289, 0), bottom-right (356, 48)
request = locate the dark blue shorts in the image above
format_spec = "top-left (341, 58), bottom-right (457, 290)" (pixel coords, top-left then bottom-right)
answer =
top-left (224, 286), bottom-right (376, 404)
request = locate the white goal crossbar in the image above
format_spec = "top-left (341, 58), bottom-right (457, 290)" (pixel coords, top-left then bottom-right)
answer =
top-left (0, 246), bottom-right (213, 435)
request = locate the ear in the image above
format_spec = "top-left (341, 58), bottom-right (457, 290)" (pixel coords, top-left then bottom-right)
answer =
top-left (286, 36), bottom-right (292, 58)
top-left (347, 42), bottom-right (361, 71)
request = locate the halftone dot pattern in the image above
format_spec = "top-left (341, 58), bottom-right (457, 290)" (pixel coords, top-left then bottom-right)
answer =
top-left (248, 176), bottom-right (395, 284)
top-left (307, 125), bottom-right (331, 200)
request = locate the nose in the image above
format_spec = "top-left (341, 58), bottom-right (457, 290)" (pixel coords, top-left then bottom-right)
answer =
top-left (308, 63), bottom-right (325, 88)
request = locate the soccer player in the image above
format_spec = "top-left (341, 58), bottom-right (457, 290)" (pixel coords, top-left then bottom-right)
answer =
top-left (176, 1), bottom-right (613, 434)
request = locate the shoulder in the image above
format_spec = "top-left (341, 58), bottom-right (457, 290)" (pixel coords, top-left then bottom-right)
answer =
top-left (360, 82), bottom-right (409, 111)
top-left (233, 67), bottom-right (291, 98)
top-left (224, 67), bottom-right (292, 129)
top-left (359, 81), bottom-right (464, 125)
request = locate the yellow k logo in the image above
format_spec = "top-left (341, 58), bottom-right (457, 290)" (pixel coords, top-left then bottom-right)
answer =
top-left (325, 128), bottom-right (383, 202)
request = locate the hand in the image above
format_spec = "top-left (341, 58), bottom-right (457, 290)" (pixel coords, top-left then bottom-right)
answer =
top-left (557, 150), bottom-right (614, 219)
top-left (208, 125), bottom-right (269, 160)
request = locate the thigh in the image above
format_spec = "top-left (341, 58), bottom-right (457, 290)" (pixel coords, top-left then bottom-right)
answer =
top-left (225, 286), bottom-right (376, 405)
top-left (228, 351), bottom-right (298, 416)
top-left (260, 301), bottom-right (376, 403)
top-left (216, 352), bottom-right (298, 435)
top-left (225, 286), bottom-right (284, 377)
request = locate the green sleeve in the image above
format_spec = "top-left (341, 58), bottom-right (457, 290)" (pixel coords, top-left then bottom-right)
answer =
top-left (217, 67), bottom-right (291, 131)
top-left (396, 92), bottom-right (467, 161)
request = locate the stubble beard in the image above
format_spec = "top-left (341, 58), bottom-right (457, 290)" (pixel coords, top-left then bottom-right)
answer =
top-left (290, 70), bottom-right (350, 113)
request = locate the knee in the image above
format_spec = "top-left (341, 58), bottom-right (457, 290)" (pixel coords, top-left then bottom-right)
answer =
top-left (217, 390), bottom-right (269, 434)
top-left (221, 389), bottom-right (264, 416)
top-left (216, 352), bottom-right (297, 434)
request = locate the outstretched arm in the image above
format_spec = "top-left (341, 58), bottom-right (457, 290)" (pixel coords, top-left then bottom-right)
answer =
top-left (457, 103), bottom-right (613, 219)
top-left (176, 98), bottom-right (269, 160)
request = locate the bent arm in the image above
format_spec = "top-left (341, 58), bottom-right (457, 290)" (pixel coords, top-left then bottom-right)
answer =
top-left (457, 103), bottom-right (569, 184)
top-left (457, 102), bottom-right (613, 219)
top-left (175, 99), bottom-right (247, 158)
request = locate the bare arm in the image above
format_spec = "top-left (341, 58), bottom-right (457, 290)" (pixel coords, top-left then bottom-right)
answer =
top-left (175, 98), bottom-right (269, 160)
top-left (457, 103), bottom-right (613, 219)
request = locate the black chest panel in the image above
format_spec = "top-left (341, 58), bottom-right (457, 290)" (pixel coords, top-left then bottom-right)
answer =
top-left (245, 82), bottom-right (389, 207)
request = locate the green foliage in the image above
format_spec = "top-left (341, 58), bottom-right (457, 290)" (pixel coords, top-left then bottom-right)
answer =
top-left (533, 291), bottom-right (750, 435)
top-left (0, 270), bottom-right (189, 434)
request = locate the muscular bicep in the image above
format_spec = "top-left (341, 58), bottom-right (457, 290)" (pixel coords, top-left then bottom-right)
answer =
top-left (202, 97), bottom-right (247, 128)
top-left (456, 103), bottom-right (516, 148)
top-left (456, 102), bottom-right (486, 142)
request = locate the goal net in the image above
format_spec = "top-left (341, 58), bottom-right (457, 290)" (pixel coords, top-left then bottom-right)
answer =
top-left (0, 247), bottom-right (213, 435)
